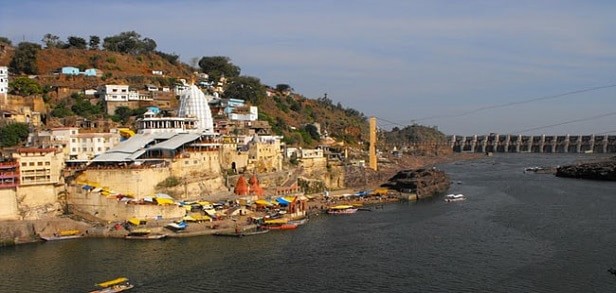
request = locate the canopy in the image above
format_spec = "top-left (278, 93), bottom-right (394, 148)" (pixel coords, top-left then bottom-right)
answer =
top-left (264, 218), bottom-right (288, 225)
top-left (255, 199), bottom-right (274, 206)
top-left (204, 209), bottom-right (217, 218)
top-left (155, 198), bottom-right (175, 205)
top-left (128, 217), bottom-right (145, 226)
top-left (276, 197), bottom-right (291, 206)
top-left (329, 205), bottom-right (354, 210)
top-left (96, 277), bottom-right (129, 288)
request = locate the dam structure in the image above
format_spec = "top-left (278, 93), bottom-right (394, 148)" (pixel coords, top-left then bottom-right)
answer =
top-left (448, 134), bottom-right (616, 153)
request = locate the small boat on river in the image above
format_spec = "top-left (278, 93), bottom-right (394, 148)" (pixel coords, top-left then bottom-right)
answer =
top-left (214, 229), bottom-right (270, 237)
top-left (444, 194), bottom-right (465, 202)
top-left (288, 218), bottom-right (309, 225)
top-left (125, 229), bottom-right (167, 240)
top-left (262, 223), bottom-right (298, 230)
top-left (165, 220), bottom-right (187, 232)
top-left (89, 277), bottom-right (134, 293)
top-left (327, 205), bottom-right (359, 215)
top-left (41, 229), bottom-right (84, 241)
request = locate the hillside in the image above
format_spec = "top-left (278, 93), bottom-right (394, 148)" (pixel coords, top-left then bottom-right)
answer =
top-left (1, 43), bottom-right (449, 150)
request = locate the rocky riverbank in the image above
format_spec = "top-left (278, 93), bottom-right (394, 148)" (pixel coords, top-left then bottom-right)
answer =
top-left (556, 157), bottom-right (616, 181)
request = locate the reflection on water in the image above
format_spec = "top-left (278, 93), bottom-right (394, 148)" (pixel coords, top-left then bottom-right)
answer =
top-left (1, 154), bottom-right (616, 292)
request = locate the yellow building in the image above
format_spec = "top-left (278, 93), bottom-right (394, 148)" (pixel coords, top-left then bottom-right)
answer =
top-left (13, 148), bottom-right (64, 186)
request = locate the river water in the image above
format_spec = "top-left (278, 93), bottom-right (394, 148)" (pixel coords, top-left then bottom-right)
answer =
top-left (1, 154), bottom-right (616, 292)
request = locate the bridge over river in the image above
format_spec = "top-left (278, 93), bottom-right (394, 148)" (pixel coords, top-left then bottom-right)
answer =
top-left (448, 134), bottom-right (616, 153)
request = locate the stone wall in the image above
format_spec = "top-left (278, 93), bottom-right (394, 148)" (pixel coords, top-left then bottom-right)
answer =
top-left (0, 189), bottom-right (19, 221)
top-left (77, 167), bottom-right (171, 198)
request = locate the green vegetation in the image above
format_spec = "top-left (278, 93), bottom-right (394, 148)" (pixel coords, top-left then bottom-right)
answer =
top-left (111, 106), bottom-right (148, 125)
top-left (9, 42), bottom-right (41, 74)
top-left (197, 56), bottom-right (240, 82)
top-left (51, 101), bottom-right (74, 118)
top-left (67, 36), bottom-right (87, 49)
top-left (0, 123), bottom-right (29, 147)
top-left (156, 176), bottom-right (181, 188)
top-left (0, 36), bottom-right (11, 45)
top-left (383, 124), bottom-right (447, 145)
top-left (88, 35), bottom-right (100, 50)
top-left (8, 77), bottom-right (42, 96)
top-left (103, 31), bottom-right (157, 55)
top-left (224, 75), bottom-right (266, 105)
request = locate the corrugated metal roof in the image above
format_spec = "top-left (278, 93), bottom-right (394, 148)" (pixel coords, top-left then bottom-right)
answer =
top-left (148, 133), bottom-right (201, 151)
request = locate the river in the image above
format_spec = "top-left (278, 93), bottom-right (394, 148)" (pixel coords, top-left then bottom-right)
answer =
top-left (1, 154), bottom-right (616, 292)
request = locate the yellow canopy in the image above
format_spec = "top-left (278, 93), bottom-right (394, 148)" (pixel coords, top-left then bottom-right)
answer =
top-left (127, 218), bottom-right (144, 226)
top-left (198, 201), bottom-right (211, 206)
top-left (155, 198), bottom-right (175, 205)
top-left (96, 277), bottom-right (129, 288)
top-left (329, 205), bottom-right (354, 210)
top-left (204, 209), bottom-right (217, 217)
top-left (59, 229), bottom-right (80, 236)
top-left (255, 199), bottom-right (273, 206)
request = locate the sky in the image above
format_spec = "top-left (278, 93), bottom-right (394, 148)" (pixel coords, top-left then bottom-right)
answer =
top-left (1, 0), bottom-right (616, 135)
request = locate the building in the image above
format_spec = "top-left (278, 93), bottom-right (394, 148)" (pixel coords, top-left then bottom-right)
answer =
top-left (99, 85), bottom-right (130, 102)
top-left (28, 127), bottom-right (122, 161)
top-left (0, 66), bottom-right (8, 96)
top-left (13, 148), bottom-right (64, 186)
top-left (0, 160), bottom-right (19, 189)
top-left (60, 66), bottom-right (80, 75)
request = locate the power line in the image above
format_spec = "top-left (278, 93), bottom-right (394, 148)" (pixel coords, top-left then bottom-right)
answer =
top-left (407, 83), bottom-right (616, 123)
top-left (511, 111), bottom-right (616, 134)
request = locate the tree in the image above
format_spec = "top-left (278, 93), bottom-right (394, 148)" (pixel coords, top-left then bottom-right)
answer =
top-left (70, 93), bottom-right (102, 118)
top-left (42, 33), bottom-right (64, 48)
top-left (103, 31), bottom-right (157, 54)
top-left (0, 36), bottom-right (11, 45)
top-left (275, 84), bottom-right (293, 93)
top-left (89, 35), bottom-right (100, 50)
top-left (8, 77), bottom-right (42, 96)
top-left (51, 101), bottom-right (74, 118)
top-left (0, 123), bottom-right (30, 147)
top-left (112, 106), bottom-right (132, 124)
top-left (67, 36), bottom-right (87, 49)
top-left (197, 56), bottom-right (240, 82)
top-left (304, 124), bottom-right (321, 141)
top-left (9, 42), bottom-right (41, 74)
top-left (224, 76), bottom-right (266, 105)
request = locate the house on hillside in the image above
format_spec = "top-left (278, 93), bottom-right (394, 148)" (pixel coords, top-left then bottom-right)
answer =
top-left (83, 68), bottom-right (102, 77)
top-left (61, 66), bottom-right (80, 75)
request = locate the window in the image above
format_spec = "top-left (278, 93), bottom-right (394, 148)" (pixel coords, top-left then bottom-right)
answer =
top-left (29, 162), bottom-right (34, 166)
top-left (72, 148), bottom-right (76, 152)
top-left (45, 162), bottom-right (50, 166)
top-left (37, 162), bottom-right (43, 166)
top-left (97, 147), bottom-right (102, 151)
top-left (21, 162), bottom-right (27, 167)
top-left (112, 88), bottom-right (118, 92)
top-left (72, 139), bottom-right (76, 143)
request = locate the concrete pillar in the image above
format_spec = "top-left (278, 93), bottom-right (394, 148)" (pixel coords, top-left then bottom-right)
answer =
top-left (368, 117), bottom-right (377, 171)
top-left (564, 135), bottom-right (570, 153)
top-left (603, 135), bottom-right (609, 153)
top-left (516, 135), bottom-right (521, 153)
top-left (505, 135), bottom-right (511, 153)
top-left (471, 135), bottom-right (477, 153)
top-left (551, 135), bottom-right (557, 153)
top-left (576, 135), bottom-right (582, 153)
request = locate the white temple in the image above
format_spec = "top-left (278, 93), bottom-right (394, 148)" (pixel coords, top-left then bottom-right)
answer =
top-left (178, 84), bottom-right (214, 133)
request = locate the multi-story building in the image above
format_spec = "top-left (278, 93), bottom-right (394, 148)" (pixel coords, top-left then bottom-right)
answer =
top-left (99, 84), bottom-right (130, 102)
top-left (13, 148), bottom-right (64, 186)
top-left (29, 127), bottom-right (122, 161)
top-left (0, 160), bottom-right (19, 189)
top-left (0, 66), bottom-right (8, 96)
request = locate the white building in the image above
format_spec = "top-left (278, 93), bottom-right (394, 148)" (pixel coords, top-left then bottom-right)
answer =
top-left (98, 85), bottom-right (130, 102)
top-left (29, 127), bottom-right (122, 161)
top-left (0, 66), bottom-right (8, 95)
top-left (229, 106), bottom-right (258, 122)
top-left (98, 84), bottom-right (152, 101)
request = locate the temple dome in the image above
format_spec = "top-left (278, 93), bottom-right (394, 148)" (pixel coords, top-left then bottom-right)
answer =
top-left (178, 85), bottom-right (214, 132)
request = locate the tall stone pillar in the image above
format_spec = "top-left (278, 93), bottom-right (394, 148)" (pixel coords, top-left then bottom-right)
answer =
top-left (369, 117), bottom-right (377, 171)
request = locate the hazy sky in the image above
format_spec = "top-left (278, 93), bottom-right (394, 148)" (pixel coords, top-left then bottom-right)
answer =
top-left (2, 0), bottom-right (615, 135)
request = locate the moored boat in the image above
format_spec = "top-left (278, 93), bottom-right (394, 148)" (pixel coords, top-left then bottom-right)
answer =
top-left (165, 220), bottom-right (187, 231)
top-left (125, 229), bottom-right (167, 240)
top-left (327, 205), bottom-right (359, 215)
top-left (89, 277), bottom-right (134, 293)
top-left (41, 229), bottom-right (84, 241)
top-left (288, 218), bottom-right (309, 225)
top-left (214, 229), bottom-right (270, 237)
top-left (262, 223), bottom-right (298, 230)
top-left (444, 193), bottom-right (465, 202)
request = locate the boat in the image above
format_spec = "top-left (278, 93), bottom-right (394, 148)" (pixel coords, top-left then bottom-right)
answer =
top-left (262, 223), bottom-right (298, 230)
top-left (288, 218), bottom-right (309, 225)
top-left (125, 229), bottom-right (167, 240)
top-left (326, 205), bottom-right (359, 214)
top-left (89, 277), bottom-right (134, 293)
top-left (214, 229), bottom-right (270, 237)
top-left (444, 193), bottom-right (465, 202)
top-left (41, 229), bottom-right (84, 241)
top-left (164, 220), bottom-right (187, 231)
